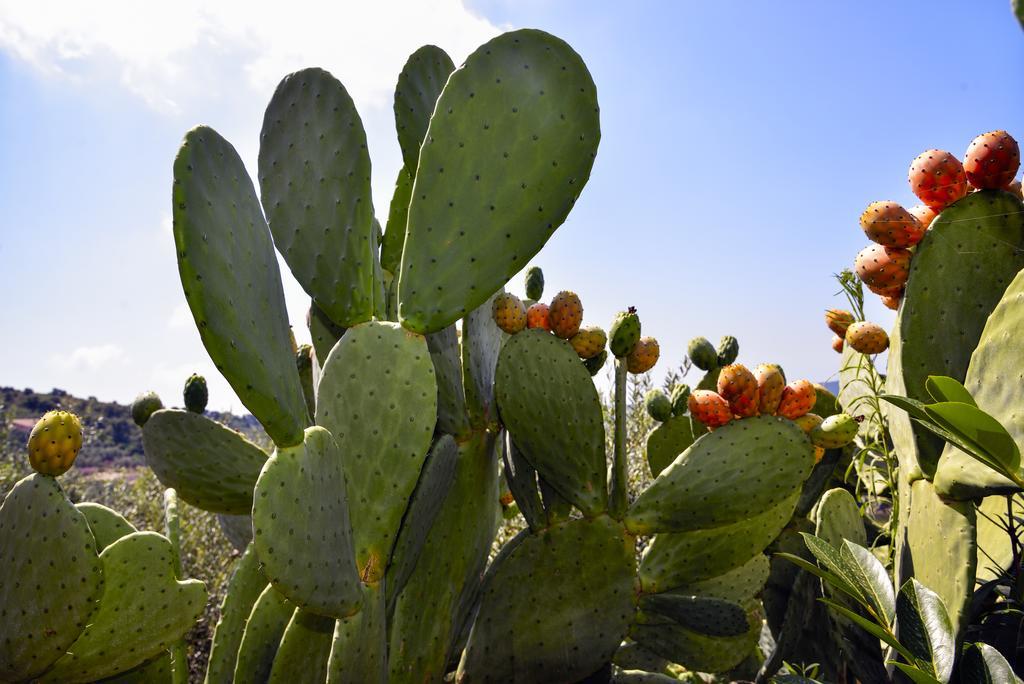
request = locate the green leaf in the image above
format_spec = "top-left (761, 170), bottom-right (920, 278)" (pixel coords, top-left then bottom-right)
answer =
top-left (775, 551), bottom-right (865, 611)
top-left (959, 642), bottom-right (1017, 684)
top-left (924, 376), bottom-right (976, 406)
top-left (925, 402), bottom-right (1020, 475)
top-left (895, 579), bottom-right (955, 682)
top-left (890, 662), bottom-right (944, 684)
top-left (818, 599), bottom-right (911, 663)
top-left (910, 417), bottom-right (1006, 475)
top-left (880, 394), bottom-right (932, 421)
top-left (839, 539), bottom-right (895, 624)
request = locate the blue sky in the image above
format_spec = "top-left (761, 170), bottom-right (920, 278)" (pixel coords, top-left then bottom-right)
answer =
top-left (0, 1), bottom-right (1021, 412)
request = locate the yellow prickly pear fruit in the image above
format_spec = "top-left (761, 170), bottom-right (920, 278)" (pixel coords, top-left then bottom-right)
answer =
top-left (492, 292), bottom-right (528, 334)
top-left (626, 336), bottom-right (660, 374)
top-left (845, 321), bottom-right (889, 355)
top-left (28, 410), bottom-right (83, 476)
top-left (549, 291), bottom-right (583, 339)
top-left (569, 326), bottom-right (607, 359)
top-left (794, 413), bottom-right (823, 435)
top-left (754, 363), bottom-right (785, 415)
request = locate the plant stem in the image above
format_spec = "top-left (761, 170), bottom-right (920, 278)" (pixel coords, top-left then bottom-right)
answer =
top-left (609, 357), bottom-right (628, 518)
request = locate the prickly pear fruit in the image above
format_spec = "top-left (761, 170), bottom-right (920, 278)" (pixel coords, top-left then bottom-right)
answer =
top-left (687, 336), bottom-right (718, 371)
top-left (583, 349), bottom-right (608, 377)
top-left (814, 446), bottom-right (826, 463)
top-left (716, 335), bottom-right (739, 366)
top-left (609, 307), bottom-right (641, 358)
top-left (845, 321), bottom-right (889, 355)
top-left (627, 336), bottom-right (660, 374)
top-left (28, 410), bottom-right (83, 476)
top-left (881, 294), bottom-right (901, 311)
top-left (645, 389), bottom-right (673, 422)
top-left (492, 292), bottom-right (528, 334)
top-left (854, 244), bottom-right (911, 290)
top-left (754, 363), bottom-right (785, 415)
top-left (525, 266), bottom-right (545, 301)
top-left (569, 325), bottom-right (607, 359)
top-left (669, 384), bottom-right (691, 416)
top-left (963, 130), bottom-right (1020, 190)
top-left (831, 334), bottom-right (844, 353)
top-left (793, 413), bottom-right (823, 435)
top-left (549, 291), bottom-right (583, 339)
top-left (687, 390), bottom-right (733, 428)
top-left (1009, 179), bottom-right (1023, 200)
top-left (131, 391), bottom-right (164, 427)
top-left (184, 373), bottom-right (208, 414)
top-left (717, 363), bottom-right (759, 417)
top-left (810, 413), bottom-right (859, 449)
top-left (866, 282), bottom-right (904, 298)
top-left (825, 309), bottom-right (854, 336)
top-left (909, 204), bottom-right (938, 231)
top-left (859, 200), bottom-right (924, 248)
top-left (526, 302), bottom-right (551, 331)
top-left (776, 380), bottom-right (816, 420)
top-left (909, 149), bottom-right (968, 210)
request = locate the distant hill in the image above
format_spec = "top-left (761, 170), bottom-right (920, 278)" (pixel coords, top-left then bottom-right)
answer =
top-left (0, 386), bottom-right (265, 470)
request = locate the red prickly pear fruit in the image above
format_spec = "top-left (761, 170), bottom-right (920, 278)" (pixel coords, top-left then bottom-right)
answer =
top-left (854, 244), bottom-right (911, 290)
top-left (908, 204), bottom-right (938, 231)
top-left (831, 335), bottom-right (844, 353)
top-left (627, 336), bottom-right (660, 374)
top-left (549, 290), bottom-right (583, 339)
top-left (570, 326), bottom-right (607, 359)
top-left (964, 130), bottom-right (1020, 190)
top-left (754, 363), bottom-right (785, 415)
top-left (717, 363), bottom-right (760, 418)
top-left (909, 149), bottom-right (968, 210)
top-left (526, 303), bottom-right (551, 331)
top-left (845, 321), bottom-right (889, 355)
top-left (881, 294), bottom-right (901, 311)
top-left (776, 380), bottom-right (816, 420)
top-left (492, 292), bottom-right (528, 334)
top-left (825, 309), bottom-right (854, 336)
top-left (859, 201), bottom-right (924, 248)
top-left (688, 390), bottom-right (733, 428)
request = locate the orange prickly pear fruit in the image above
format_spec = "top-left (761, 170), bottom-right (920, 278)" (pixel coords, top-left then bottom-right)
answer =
top-left (909, 149), bottom-right (968, 210)
top-left (831, 335), bottom-right (844, 353)
top-left (28, 410), bottom-right (83, 476)
top-left (776, 380), bottom-right (816, 420)
top-left (881, 294), bottom-right (901, 311)
top-left (492, 292), bottom-right (528, 334)
top-left (754, 363), bottom-right (786, 415)
top-left (854, 244), bottom-right (911, 291)
top-left (526, 302), bottom-right (551, 331)
top-left (717, 363), bottom-right (759, 418)
top-left (814, 446), bottom-right (826, 463)
top-left (825, 309), bottom-right (854, 336)
top-left (963, 130), bottom-right (1020, 190)
top-left (845, 321), bottom-right (889, 355)
top-left (908, 204), bottom-right (938, 231)
top-left (859, 200), bottom-right (924, 248)
top-left (688, 390), bottom-right (733, 428)
top-left (549, 290), bottom-right (583, 339)
top-left (627, 336), bottom-right (660, 374)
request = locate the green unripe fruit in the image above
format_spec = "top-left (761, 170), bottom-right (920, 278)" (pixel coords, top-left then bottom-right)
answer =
top-left (583, 349), bottom-right (608, 377)
top-left (644, 390), bottom-right (673, 422)
top-left (183, 373), bottom-right (208, 414)
top-left (717, 335), bottom-right (739, 366)
top-left (687, 337), bottom-right (719, 371)
top-left (810, 413), bottom-right (859, 449)
top-left (131, 391), bottom-right (164, 427)
top-left (609, 307), bottom-right (641, 358)
top-left (525, 266), bottom-right (544, 301)
top-left (669, 384), bottom-right (691, 416)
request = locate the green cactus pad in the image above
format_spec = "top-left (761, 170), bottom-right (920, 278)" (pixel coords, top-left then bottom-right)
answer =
top-left (638, 491), bottom-right (797, 593)
top-left (77, 502), bottom-right (136, 551)
top-left (172, 125), bottom-right (308, 447)
top-left (458, 516), bottom-right (636, 683)
top-left (233, 585), bottom-right (295, 684)
top-left (670, 554), bottom-right (770, 604)
top-left (814, 488), bottom-right (865, 548)
top-left (267, 609), bottom-right (334, 683)
top-left (887, 190), bottom-right (1024, 478)
top-left (259, 67), bottom-right (375, 328)
top-left (388, 431), bottom-right (499, 683)
top-left (315, 321), bottom-right (437, 582)
top-left (903, 479), bottom-right (977, 636)
top-left (626, 416), bottom-right (813, 535)
top-left (394, 45), bottom-right (456, 174)
top-left (40, 532), bottom-right (206, 684)
top-left (426, 324), bottom-right (470, 436)
top-left (0, 475), bottom-right (103, 682)
top-left (218, 513), bottom-right (254, 552)
top-left (397, 29), bottom-right (601, 333)
top-left (308, 300), bottom-right (346, 368)
top-left (612, 670), bottom-right (680, 684)
top-left (142, 409), bottom-right (268, 515)
top-left (838, 345), bottom-right (885, 440)
top-left (327, 583), bottom-right (386, 683)
top-left (975, 495), bottom-right (1022, 583)
top-left (503, 438), bottom-right (545, 532)
top-left (495, 329), bottom-right (607, 516)
top-left (100, 653), bottom-right (173, 683)
top-left (936, 266), bottom-right (1024, 498)
top-left (252, 426), bottom-right (362, 617)
top-left (630, 605), bottom-right (761, 674)
top-left (382, 167), bottom-right (413, 274)
top-left (385, 434), bottom-right (459, 613)
top-left (645, 415), bottom-right (695, 479)
top-left (463, 291), bottom-right (506, 426)
top-left (205, 544), bottom-right (266, 684)
top-left (639, 594), bottom-right (749, 638)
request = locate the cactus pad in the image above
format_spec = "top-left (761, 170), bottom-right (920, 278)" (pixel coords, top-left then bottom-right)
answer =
top-left (630, 605), bottom-right (761, 675)
top-left (315, 321), bottom-right (437, 583)
top-left (77, 501), bottom-right (136, 551)
top-left (40, 532), bottom-right (206, 683)
top-left (463, 291), bottom-right (506, 425)
top-left (398, 29), bottom-right (601, 333)
top-left (252, 426), bottom-right (362, 617)
top-left (0, 475), bottom-right (103, 681)
top-left (327, 584), bottom-right (387, 683)
top-left (394, 45), bottom-right (456, 174)
top-left (638, 491), bottom-right (797, 593)
top-left (382, 167), bottom-right (413, 275)
top-left (143, 409), bottom-right (268, 515)
top-left (645, 415), bottom-right (695, 479)
top-left (814, 488), bottom-right (866, 548)
top-left (670, 554), bottom-right (770, 604)
top-left (639, 594), bottom-right (750, 638)
top-left (267, 609), bottom-right (334, 683)
top-left (503, 438), bottom-right (545, 531)
top-left (458, 516), bottom-right (636, 682)
top-left (308, 300), bottom-right (346, 368)
top-left (495, 329), bottom-right (607, 516)
top-left (172, 126), bottom-right (308, 447)
top-left (205, 543), bottom-right (266, 684)
top-left (626, 416), bottom-right (813, 534)
top-left (259, 68), bottom-right (375, 327)
top-left (426, 324), bottom-right (470, 436)
top-left (233, 585), bottom-right (295, 683)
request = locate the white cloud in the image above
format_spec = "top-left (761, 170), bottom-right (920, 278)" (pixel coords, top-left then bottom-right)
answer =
top-left (50, 344), bottom-right (125, 371)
